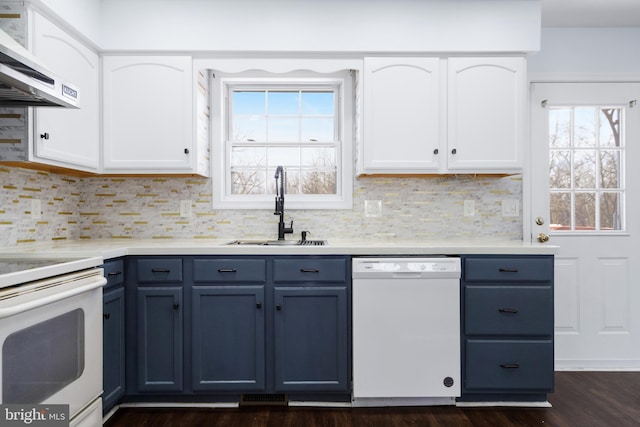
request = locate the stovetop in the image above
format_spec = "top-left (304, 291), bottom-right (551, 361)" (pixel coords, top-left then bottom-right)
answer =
top-left (0, 256), bottom-right (104, 289)
top-left (0, 259), bottom-right (79, 275)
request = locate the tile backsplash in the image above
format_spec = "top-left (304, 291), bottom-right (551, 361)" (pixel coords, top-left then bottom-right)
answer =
top-left (0, 165), bottom-right (522, 247)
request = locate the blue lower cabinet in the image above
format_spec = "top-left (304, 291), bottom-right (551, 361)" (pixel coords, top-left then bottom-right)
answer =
top-left (126, 255), bottom-right (351, 400)
top-left (273, 286), bottom-right (349, 392)
top-left (460, 255), bottom-right (554, 401)
top-left (103, 286), bottom-right (125, 413)
top-left (191, 286), bottom-right (266, 391)
top-left (136, 287), bottom-right (183, 392)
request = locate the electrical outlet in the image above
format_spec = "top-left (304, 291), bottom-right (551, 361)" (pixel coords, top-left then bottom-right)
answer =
top-left (31, 199), bottom-right (41, 220)
top-left (364, 200), bottom-right (382, 217)
top-left (464, 200), bottom-right (475, 217)
top-left (180, 200), bottom-right (192, 218)
top-left (502, 199), bottom-right (520, 217)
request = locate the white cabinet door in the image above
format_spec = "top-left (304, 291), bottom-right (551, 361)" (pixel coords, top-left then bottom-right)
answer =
top-left (362, 57), bottom-right (442, 174)
top-left (447, 57), bottom-right (524, 172)
top-left (103, 56), bottom-right (194, 173)
top-left (30, 12), bottom-right (100, 172)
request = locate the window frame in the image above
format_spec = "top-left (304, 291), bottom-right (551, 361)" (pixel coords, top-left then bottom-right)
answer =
top-left (548, 105), bottom-right (626, 234)
top-left (211, 71), bottom-right (353, 210)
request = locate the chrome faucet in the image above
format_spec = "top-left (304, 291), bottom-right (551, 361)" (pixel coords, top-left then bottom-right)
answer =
top-left (274, 166), bottom-right (293, 240)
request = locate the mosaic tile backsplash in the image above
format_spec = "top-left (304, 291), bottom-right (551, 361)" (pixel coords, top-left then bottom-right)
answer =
top-left (0, 165), bottom-right (522, 247)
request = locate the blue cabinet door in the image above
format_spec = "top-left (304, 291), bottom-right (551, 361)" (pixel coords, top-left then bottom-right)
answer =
top-left (192, 286), bottom-right (266, 391)
top-left (103, 286), bottom-right (125, 413)
top-left (273, 286), bottom-right (349, 392)
top-left (136, 287), bottom-right (183, 392)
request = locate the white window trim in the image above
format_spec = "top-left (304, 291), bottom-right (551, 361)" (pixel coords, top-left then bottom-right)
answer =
top-left (210, 67), bottom-right (354, 210)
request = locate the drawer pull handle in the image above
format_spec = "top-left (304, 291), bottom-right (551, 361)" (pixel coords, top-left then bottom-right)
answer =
top-left (107, 271), bottom-right (122, 276)
top-left (499, 268), bottom-right (519, 273)
top-left (218, 269), bottom-right (237, 273)
top-left (300, 268), bottom-right (320, 273)
top-left (500, 363), bottom-right (520, 369)
top-left (499, 308), bottom-right (519, 314)
top-left (152, 268), bottom-right (171, 273)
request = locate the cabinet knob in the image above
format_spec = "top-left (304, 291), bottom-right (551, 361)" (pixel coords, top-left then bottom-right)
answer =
top-left (433, 149), bottom-right (439, 155)
top-left (104, 313), bottom-right (111, 320)
top-left (40, 132), bottom-right (50, 140)
top-left (276, 304), bottom-right (282, 311)
top-left (256, 302), bottom-right (262, 309)
top-left (451, 148), bottom-right (457, 155)
top-left (173, 303), bottom-right (180, 310)
top-left (184, 148), bottom-right (190, 154)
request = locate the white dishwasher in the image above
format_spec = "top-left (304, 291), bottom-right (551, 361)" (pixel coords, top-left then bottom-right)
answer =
top-left (352, 257), bottom-right (461, 406)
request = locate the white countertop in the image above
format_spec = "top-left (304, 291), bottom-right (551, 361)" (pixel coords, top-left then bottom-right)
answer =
top-left (0, 238), bottom-right (556, 288)
top-left (0, 238), bottom-right (558, 258)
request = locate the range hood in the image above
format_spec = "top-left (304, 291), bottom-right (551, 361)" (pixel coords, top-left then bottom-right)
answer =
top-left (0, 27), bottom-right (79, 108)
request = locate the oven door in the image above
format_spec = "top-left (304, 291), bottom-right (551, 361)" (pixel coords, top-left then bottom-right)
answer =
top-left (0, 269), bottom-right (106, 419)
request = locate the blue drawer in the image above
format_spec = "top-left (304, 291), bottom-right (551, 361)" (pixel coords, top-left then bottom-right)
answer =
top-left (465, 339), bottom-right (554, 391)
top-left (103, 258), bottom-right (124, 289)
top-left (136, 258), bottom-right (183, 283)
top-left (464, 257), bottom-right (553, 283)
top-left (465, 286), bottom-right (553, 336)
top-left (193, 258), bottom-right (266, 283)
top-left (273, 258), bottom-right (347, 283)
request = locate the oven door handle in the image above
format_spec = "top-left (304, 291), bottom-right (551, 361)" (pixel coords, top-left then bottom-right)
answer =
top-left (0, 276), bottom-right (107, 319)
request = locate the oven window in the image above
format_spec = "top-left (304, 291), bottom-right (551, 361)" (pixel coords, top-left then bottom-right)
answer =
top-left (3, 309), bottom-right (85, 403)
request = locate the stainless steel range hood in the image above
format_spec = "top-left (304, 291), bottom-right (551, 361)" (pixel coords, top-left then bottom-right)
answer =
top-left (0, 27), bottom-right (79, 108)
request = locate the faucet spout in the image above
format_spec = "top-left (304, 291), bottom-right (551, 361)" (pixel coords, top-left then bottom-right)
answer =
top-left (274, 165), bottom-right (293, 240)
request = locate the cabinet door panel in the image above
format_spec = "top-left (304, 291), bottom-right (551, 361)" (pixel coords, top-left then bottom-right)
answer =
top-left (465, 340), bottom-right (554, 391)
top-left (363, 57), bottom-right (441, 173)
top-left (192, 286), bottom-right (265, 391)
top-left (273, 287), bottom-right (349, 392)
top-left (31, 12), bottom-right (99, 171)
top-left (465, 286), bottom-right (553, 336)
top-left (447, 57), bottom-right (524, 172)
top-left (103, 56), bottom-right (193, 172)
top-left (103, 287), bottom-right (125, 411)
top-left (137, 287), bottom-right (183, 392)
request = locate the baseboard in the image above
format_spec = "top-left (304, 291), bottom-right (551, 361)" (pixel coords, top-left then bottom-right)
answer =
top-left (555, 360), bottom-right (640, 371)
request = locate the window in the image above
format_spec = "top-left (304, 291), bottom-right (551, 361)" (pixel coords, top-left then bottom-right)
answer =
top-left (548, 106), bottom-right (625, 232)
top-left (212, 71), bottom-right (353, 209)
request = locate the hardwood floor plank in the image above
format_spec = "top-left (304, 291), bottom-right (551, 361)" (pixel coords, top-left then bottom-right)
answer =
top-left (104, 372), bottom-right (640, 427)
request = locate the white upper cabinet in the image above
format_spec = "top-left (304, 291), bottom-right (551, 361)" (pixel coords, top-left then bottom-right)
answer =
top-left (362, 57), bottom-right (442, 173)
top-left (30, 11), bottom-right (100, 172)
top-left (361, 56), bottom-right (525, 175)
top-left (102, 56), bottom-right (197, 174)
top-left (447, 57), bottom-right (524, 172)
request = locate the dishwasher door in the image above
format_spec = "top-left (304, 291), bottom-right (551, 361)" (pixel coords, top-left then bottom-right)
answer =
top-left (352, 257), bottom-right (461, 405)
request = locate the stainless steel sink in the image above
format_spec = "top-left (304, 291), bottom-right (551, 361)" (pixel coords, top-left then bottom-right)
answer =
top-left (226, 239), bottom-right (326, 246)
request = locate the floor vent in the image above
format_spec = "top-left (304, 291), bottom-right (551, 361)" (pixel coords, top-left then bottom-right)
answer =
top-left (240, 393), bottom-right (288, 406)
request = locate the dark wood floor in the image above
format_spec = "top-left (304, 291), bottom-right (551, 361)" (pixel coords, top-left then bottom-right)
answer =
top-left (104, 372), bottom-right (640, 427)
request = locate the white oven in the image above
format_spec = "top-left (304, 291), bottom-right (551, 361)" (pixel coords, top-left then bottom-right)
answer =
top-left (0, 267), bottom-right (106, 426)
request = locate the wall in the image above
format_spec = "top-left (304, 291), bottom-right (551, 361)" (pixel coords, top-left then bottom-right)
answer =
top-left (529, 27), bottom-right (640, 75)
top-left (99, 0), bottom-right (540, 53)
top-left (0, 165), bottom-right (522, 246)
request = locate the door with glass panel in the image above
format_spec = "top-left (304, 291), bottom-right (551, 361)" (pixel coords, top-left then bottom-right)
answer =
top-left (530, 82), bottom-right (640, 369)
